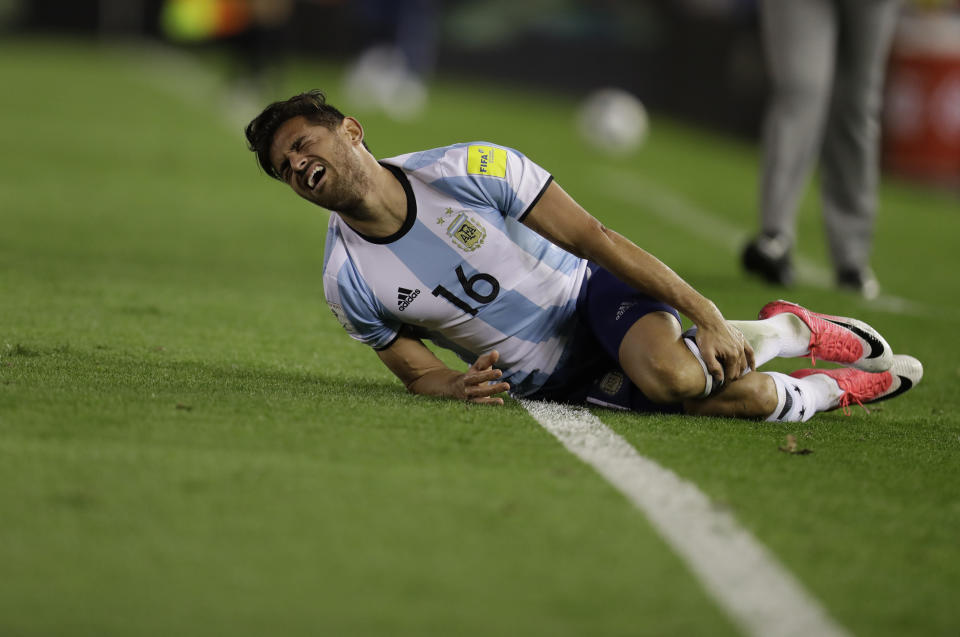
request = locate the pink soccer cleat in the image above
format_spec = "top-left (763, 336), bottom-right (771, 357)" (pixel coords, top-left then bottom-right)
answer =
top-left (759, 300), bottom-right (894, 373)
top-left (791, 354), bottom-right (922, 414)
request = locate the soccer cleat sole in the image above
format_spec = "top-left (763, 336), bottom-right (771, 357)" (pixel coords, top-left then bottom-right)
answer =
top-left (759, 300), bottom-right (894, 373)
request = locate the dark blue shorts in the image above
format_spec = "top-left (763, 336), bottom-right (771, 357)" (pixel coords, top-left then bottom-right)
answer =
top-left (581, 263), bottom-right (681, 362)
top-left (528, 263), bottom-right (683, 414)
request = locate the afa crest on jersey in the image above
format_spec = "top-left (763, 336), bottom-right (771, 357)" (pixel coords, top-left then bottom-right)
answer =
top-left (438, 208), bottom-right (487, 252)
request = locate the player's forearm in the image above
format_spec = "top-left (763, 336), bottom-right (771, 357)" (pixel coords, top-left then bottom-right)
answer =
top-left (402, 357), bottom-right (509, 404)
top-left (378, 337), bottom-right (507, 403)
top-left (405, 367), bottom-right (465, 399)
top-left (587, 227), bottom-right (725, 328)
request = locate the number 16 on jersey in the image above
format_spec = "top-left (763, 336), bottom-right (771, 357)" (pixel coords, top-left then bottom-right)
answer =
top-left (432, 265), bottom-right (500, 316)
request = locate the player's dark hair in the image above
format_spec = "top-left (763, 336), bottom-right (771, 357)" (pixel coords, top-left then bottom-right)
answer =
top-left (245, 90), bottom-right (357, 180)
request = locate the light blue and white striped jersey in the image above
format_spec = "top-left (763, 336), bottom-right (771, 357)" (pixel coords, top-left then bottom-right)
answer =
top-left (322, 142), bottom-right (589, 397)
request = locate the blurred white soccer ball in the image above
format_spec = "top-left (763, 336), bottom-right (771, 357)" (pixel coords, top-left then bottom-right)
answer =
top-left (577, 88), bottom-right (649, 155)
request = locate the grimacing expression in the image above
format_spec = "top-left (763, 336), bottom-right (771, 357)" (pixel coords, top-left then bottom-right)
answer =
top-left (268, 115), bottom-right (368, 211)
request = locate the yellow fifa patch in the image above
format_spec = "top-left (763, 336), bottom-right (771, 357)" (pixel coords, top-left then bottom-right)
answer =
top-left (467, 145), bottom-right (507, 178)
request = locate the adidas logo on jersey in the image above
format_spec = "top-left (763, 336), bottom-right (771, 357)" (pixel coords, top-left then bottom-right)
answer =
top-left (397, 287), bottom-right (421, 311)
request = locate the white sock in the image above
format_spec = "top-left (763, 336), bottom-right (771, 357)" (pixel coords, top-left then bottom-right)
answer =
top-left (763, 371), bottom-right (843, 422)
top-left (730, 315), bottom-right (811, 368)
top-left (682, 328), bottom-right (712, 398)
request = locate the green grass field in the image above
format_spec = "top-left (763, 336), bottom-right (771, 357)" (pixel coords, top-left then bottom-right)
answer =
top-left (2, 38), bottom-right (959, 636)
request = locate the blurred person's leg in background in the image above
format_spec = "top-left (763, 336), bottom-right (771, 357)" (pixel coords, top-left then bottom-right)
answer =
top-left (228, 0), bottom-right (293, 99)
top-left (159, 0), bottom-right (293, 124)
top-left (744, 0), bottom-right (838, 288)
top-left (343, 0), bottom-right (438, 120)
top-left (820, 0), bottom-right (900, 298)
top-left (743, 0), bottom-right (900, 300)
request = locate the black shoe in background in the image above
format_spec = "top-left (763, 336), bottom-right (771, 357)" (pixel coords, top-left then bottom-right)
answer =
top-left (837, 267), bottom-right (880, 300)
top-left (741, 235), bottom-right (795, 286)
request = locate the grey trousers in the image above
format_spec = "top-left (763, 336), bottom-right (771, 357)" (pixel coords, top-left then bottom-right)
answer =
top-left (758, 0), bottom-right (901, 274)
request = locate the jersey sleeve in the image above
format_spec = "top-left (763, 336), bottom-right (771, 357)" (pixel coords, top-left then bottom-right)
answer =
top-left (492, 144), bottom-right (554, 221)
top-left (422, 143), bottom-right (553, 222)
top-left (323, 249), bottom-right (402, 351)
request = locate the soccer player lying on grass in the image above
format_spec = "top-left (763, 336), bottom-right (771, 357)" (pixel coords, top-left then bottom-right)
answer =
top-left (245, 91), bottom-right (922, 422)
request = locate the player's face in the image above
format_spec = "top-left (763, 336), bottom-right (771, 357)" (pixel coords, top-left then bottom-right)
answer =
top-left (269, 115), bottom-right (368, 211)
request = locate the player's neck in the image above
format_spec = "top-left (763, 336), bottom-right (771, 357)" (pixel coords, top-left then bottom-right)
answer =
top-left (338, 163), bottom-right (408, 239)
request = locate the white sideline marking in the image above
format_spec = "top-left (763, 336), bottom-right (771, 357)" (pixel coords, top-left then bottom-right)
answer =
top-left (521, 400), bottom-right (850, 637)
top-left (599, 168), bottom-right (928, 317)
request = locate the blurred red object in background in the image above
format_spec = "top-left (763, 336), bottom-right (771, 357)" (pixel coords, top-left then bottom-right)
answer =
top-left (884, 11), bottom-right (960, 187)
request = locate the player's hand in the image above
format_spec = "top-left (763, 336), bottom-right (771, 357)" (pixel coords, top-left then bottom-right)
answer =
top-left (454, 350), bottom-right (511, 405)
top-left (695, 322), bottom-right (755, 390)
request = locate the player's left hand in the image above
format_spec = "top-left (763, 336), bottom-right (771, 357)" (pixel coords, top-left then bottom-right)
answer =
top-left (458, 350), bottom-right (511, 405)
top-left (695, 321), bottom-right (756, 389)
